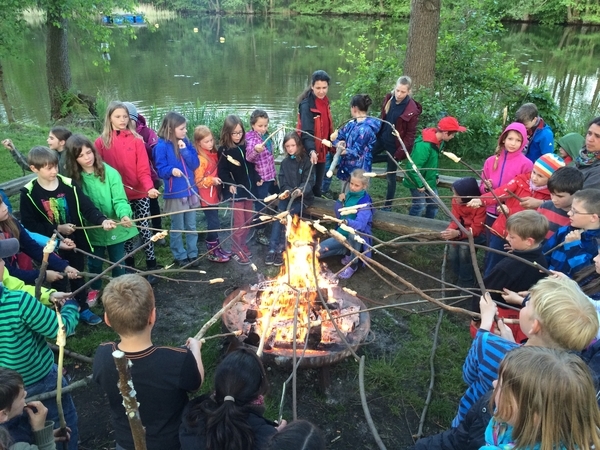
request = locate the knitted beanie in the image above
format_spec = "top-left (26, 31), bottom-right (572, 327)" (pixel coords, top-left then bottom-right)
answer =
top-left (122, 102), bottom-right (138, 122)
top-left (534, 153), bottom-right (565, 178)
top-left (452, 177), bottom-right (480, 203)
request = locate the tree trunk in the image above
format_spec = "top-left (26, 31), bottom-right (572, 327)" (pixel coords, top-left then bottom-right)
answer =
top-left (0, 61), bottom-right (15, 123)
top-left (403, 0), bottom-right (441, 90)
top-left (46, 5), bottom-right (72, 121)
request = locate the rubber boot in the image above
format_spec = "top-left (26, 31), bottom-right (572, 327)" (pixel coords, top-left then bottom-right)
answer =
top-left (206, 241), bottom-right (230, 263)
top-left (214, 238), bottom-right (232, 258)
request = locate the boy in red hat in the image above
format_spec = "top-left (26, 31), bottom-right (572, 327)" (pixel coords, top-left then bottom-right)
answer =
top-left (403, 116), bottom-right (467, 218)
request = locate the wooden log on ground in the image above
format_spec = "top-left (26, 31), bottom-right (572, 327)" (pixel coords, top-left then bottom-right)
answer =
top-left (305, 197), bottom-right (448, 241)
top-left (0, 174), bottom-right (36, 196)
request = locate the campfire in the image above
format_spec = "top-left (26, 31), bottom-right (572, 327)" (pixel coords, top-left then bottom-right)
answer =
top-left (223, 216), bottom-right (370, 368)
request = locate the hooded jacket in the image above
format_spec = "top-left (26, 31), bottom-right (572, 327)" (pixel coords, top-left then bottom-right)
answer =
top-left (154, 138), bottom-right (200, 200)
top-left (524, 119), bottom-right (554, 163)
top-left (95, 130), bottom-right (154, 201)
top-left (380, 93), bottom-right (422, 160)
top-left (557, 132), bottom-right (585, 166)
top-left (334, 117), bottom-right (381, 180)
top-left (480, 123), bottom-right (533, 216)
top-left (194, 150), bottom-right (221, 206)
top-left (447, 178), bottom-right (486, 239)
top-left (402, 128), bottom-right (442, 189)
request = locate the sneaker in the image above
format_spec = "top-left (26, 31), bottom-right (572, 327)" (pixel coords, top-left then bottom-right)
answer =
top-left (273, 252), bottom-right (284, 267)
top-left (245, 228), bottom-right (256, 244)
top-left (188, 257), bottom-right (201, 268)
top-left (86, 290), bottom-right (100, 308)
top-left (338, 266), bottom-right (357, 280)
top-left (232, 249), bottom-right (251, 265)
top-left (80, 309), bottom-right (102, 326)
top-left (174, 258), bottom-right (190, 267)
top-left (256, 230), bottom-right (270, 246)
top-left (341, 254), bottom-right (353, 266)
top-left (380, 206), bottom-right (392, 212)
top-left (146, 274), bottom-right (160, 286)
top-left (265, 251), bottom-right (275, 265)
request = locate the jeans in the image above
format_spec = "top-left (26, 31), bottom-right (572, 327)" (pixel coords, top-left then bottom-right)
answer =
top-left (203, 207), bottom-right (221, 242)
top-left (318, 234), bottom-right (362, 265)
top-left (321, 152), bottom-right (334, 193)
top-left (408, 188), bottom-right (439, 219)
top-left (371, 141), bottom-right (397, 207)
top-left (484, 234), bottom-right (508, 277)
top-left (269, 202), bottom-right (302, 252)
top-left (254, 180), bottom-right (275, 230)
top-left (232, 199), bottom-right (253, 250)
top-left (26, 364), bottom-right (79, 450)
top-left (447, 235), bottom-right (486, 287)
top-left (169, 210), bottom-right (198, 261)
top-left (88, 242), bottom-right (126, 290)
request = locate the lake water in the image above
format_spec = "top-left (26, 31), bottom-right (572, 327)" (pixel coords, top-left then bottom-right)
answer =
top-left (2, 15), bottom-right (599, 125)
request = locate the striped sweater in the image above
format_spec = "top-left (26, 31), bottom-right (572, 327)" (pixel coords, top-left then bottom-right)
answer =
top-left (452, 329), bottom-right (518, 427)
top-left (0, 285), bottom-right (78, 386)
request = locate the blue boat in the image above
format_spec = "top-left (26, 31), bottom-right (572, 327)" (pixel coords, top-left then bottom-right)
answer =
top-left (102, 13), bottom-right (146, 26)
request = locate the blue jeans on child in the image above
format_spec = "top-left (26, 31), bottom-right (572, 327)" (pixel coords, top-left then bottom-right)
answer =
top-left (269, 201), bottom-right (302, 252)
top-left (254, 180), bottom-right (275, 230)
top-left (484, 234), bottom-right (508, 277)
top-left (447, 234), bottom-right (486, 287)
top-left (318, 234), bottom-right (362, 262)
top-left (89, 243), bottom-right (126, 290)
top-left (170, 210), bottom-right (198, 261)
top-left (25, 364), bottom-right (79, 450)
top-left (408, 188), bottom-right (439, 218)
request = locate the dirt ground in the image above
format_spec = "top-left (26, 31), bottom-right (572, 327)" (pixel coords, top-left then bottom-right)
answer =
top-left (67, 239), bottom-right (466, 450)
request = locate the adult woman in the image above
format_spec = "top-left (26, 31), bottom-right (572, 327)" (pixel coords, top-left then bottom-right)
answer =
top-left (297, 70), bottom-right (334, 198)
top-left (372, 76), bottom-right (422, 210)
top-left (576, 116), bottom-right (600, 189)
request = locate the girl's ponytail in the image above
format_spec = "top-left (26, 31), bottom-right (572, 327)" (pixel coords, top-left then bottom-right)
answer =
top-left (492, 144), bottom-right (502, 171)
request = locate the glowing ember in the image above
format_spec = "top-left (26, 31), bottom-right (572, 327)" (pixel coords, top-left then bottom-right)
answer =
top-left (242, 216), bottom-right (360, 350)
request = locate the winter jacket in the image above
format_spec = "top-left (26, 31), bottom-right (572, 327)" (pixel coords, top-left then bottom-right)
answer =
top-left (3, 221), bottom-right (68, 286)
top-left (2, 262), bottom-right (56, 307)
top-left (557, 132), bottom-right (585, 166)
top-left (543, 225), bottom-right (600, 277)
top-left (410, 392), bottom-right (491, 450)
top-left (194, 150), bottom-right (221, 206)
top-left (446, 198), bottom-right (486, 239)
top-left (95, 130), bottom-right (154, 201)
top-left (524, 121), bottom-right (554, 163)
top-left (576, 151), bottom-right (600, 190)
top-left (154, 138), bottom-right (200, 200)
top-left (380, 93), bottom-right (422, 159)
top-left (333, 117), bottom-right (381, 180)
top-left (298, 92), bottom-right (334, 163)
top-left (480, 172), bottom-right (550, 238)
top-left (78, 163), bottom-right (139, 246)
top-left (335, 191), bottom-right (373, 259)
top-left (20, 174), bottom-right (107, 252)
top-left (218, 144), bottom-right (257, 200)
top-left (480, 123), bottom-right (533, 216)
top-left (245, 130), bottom-right (276, 182)
top-left (278, 154), bottom-right (315, 208)
top-left (135, 113), bottom-right (160, 182)
top-left (402, 128), bottom-right (442, 189)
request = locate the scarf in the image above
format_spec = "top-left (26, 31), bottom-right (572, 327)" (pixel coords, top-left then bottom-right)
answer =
top-left (315, 96), bottom-right (331, 139)
top-left (575, 147), bottom-right (600, 167)
top-left (529, 179), bottom-right (546, 193)
top-left (526, 117), bottom-right (545, 139)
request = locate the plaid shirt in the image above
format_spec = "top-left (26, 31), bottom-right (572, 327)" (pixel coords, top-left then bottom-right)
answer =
top-left (245, 130), bottom-right (276, 182)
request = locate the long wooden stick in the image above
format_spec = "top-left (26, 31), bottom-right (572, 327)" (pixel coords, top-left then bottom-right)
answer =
top-left (49, 344), bottom-right (93, 364)
top-left (26, 375), bottom-right (92, 402)
top-left (113, 350), bottom-right (147, 450)
top-left (54, 304), bottom-right (68, 448)
top-left (35, 232), bottom-right (57, 301)
top-left (194, 290), bottom-right (245, 340)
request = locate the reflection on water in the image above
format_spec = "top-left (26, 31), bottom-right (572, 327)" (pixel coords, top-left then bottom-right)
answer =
top-left (2, 16), bottom-right (599, 124)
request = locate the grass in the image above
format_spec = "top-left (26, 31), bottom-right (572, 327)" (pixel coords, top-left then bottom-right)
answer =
top-left (1, 120), bottom-right (475, 440)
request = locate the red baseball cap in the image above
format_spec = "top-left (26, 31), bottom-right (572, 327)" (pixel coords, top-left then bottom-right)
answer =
top-left (437, 116), bottom-right (467, 132)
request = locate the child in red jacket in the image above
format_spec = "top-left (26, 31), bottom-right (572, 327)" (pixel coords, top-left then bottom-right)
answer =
top-left (441, 178), bottom-right (486, 287)
top-left (468, 153), bottom-right (564, 276)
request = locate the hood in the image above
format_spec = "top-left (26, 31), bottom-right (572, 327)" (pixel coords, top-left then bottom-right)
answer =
top-left (421, 128), bottom-right (440, 145)
top-left (557, 132), bottom-right (585, 160)
top-left (498, 122), bottom-right (528, 153)
top-left (452, 177), bottom-right (480, 203)
top-left (363, 117), bottom-right (382, 135)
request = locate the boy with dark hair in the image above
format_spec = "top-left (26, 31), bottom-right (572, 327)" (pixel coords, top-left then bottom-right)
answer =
top-left (543, 188), bottom-right (600, 277)
top-left (537, 166), bottom-right (584, 238)
top-left (19, 147), bottom-right (115, 326)
top-left (93, 275), bottom-right (203, 450)
top-left (441, 177), bottom-right (486, 287)
top-left (515, 102), bottom-right (554, 163)
top-left (471, 210), bottom-right (548, 343)
top-left (0, 238), bottom-right (80, 450)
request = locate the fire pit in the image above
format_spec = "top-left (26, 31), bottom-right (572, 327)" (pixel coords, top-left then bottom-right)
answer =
top-left (222, 217), bottom-right (370, 370)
